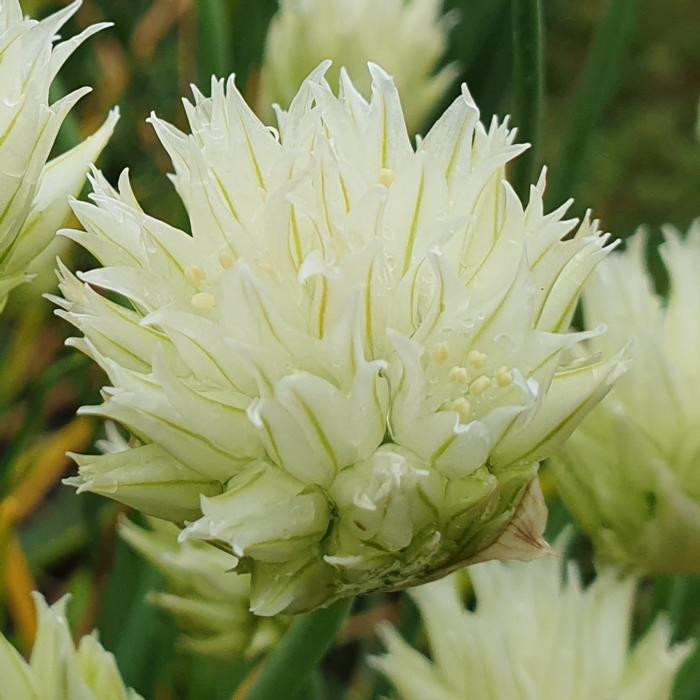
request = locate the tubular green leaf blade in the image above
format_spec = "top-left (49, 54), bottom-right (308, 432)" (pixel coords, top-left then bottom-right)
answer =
top-left (549, 0), bottom-right (637, 206)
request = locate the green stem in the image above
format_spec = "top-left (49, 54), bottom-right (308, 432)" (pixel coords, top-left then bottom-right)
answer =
top-left (246, 598), bottom-right (353, 700)
top-left (549, 0), bottom-right (637, 206)
top-left (297, 669), bottom-right (326, 700)
top-left (511, 0), bottom-right (544, 200)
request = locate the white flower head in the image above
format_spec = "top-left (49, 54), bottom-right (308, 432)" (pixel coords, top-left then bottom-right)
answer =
top-left (374, 538), bottom-right (694, 700)
top-left (119, 516), bottom-right (289, 659)
top-left (258, 0), bottom-right (458, 132)
top-left (553, 223), bottom-right (700, 574)
top-left (0, 593), bottom-right (142, 700)
top-left (57, 63), bottom-right (624, 614)
top-left (0, 0), bottom-right (118, 312)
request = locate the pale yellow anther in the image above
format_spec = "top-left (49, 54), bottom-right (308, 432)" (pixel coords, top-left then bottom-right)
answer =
top-left (448, 366), bottom-right (469, 384)
top-left (185, 264), bottom-right (206, 287)
top-left (219, 248), bottom-right (235, 269)
top-left (451, 397), bottom-right (472, 423)
top-left (191, 292), bottom-right (216, 311)
top-left (430, 342), bottom-right (449, 366)
top-left (467, 349), bottom-right (487, 369)
top-left (378, 167), bottom-right (395, 187)
top-left (469, 374), bottom-right (491, 396)
top-left (495, 366), bottom-right (513, 388)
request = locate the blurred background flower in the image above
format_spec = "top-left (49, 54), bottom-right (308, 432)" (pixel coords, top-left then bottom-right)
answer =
top-left (552, 223), bottom-right (700, 575)
top-left (120, 516), bottom-right (289, 659)
top-left (257, 0), bottom-right (458, 132)
top-left (0, 592), bottom-right (142, 699)
top-left (0, 0), bottom-right (699, 698)
top-left (0, 0), bottom-right (116, 312)
top-left (373, 536), bottom-right (694, 700)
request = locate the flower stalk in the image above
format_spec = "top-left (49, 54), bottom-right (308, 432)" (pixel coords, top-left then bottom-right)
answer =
top-left (245, 598), bottom-right (353, 700)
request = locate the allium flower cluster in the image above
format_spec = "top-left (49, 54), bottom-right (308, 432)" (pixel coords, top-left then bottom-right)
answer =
top-left (0, 593), bottom-right (141, 700)
top-left (120, 516), bottom-right (289, 659)
top-left (553, 224), bottom-right (700, 574)
top-left (58, 63), bottom-right (623, 614)
top-left (374, 539), bottom-right (693, 700)
top-left (0, 0), bottom-right (117, 312)
top-left (258, 0), bottom-right (457, 132)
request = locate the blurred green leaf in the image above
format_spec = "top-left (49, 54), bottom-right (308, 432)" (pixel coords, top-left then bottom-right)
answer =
top-left (182, 655), bottom-right (253, 700)
top-left (97, 538), bottom-right (176, 696)
top-left (20, 490), bottom-right (94, 572)
top-left (65, 568), bottom-right (93, 630)
top-left (549, 0), bottom-right (637, 206)
top-left (511, 0), bottom-right (544, 197)
top-left (230, 0), bottom-right (278, 93)
top-left (198, 0), bottom-right (235, 83)
top-left (445, 0), bottom-right (509, 72)
top-left (431, 0), bottom-right (511, 124)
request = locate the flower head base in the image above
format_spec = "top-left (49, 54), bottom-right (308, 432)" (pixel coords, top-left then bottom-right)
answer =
top-left (0, 593), bottom-right (142, 700)
top-left (57, 63), bottom-right (623, 614)
top-left (120, 516), bottom-right (289, 659)
top-left (0, 0), bottom-right (117, 312)
top-left (552, 224), bottom-right (700, 575)
top-left (374, 538), bottom-right (694, 700)
top-left (258, 0), bottom-right (458, 132)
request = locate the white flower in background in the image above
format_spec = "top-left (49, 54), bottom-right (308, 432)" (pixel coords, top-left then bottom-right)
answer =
top-left (0, 0), bottom-right (118, 312)
top-left (258, 0), bottom-right (458, 133)
top-left (0, 593), bottom-right (142, 700)
top-left (56, 62), bottom-right (624, 614)
top-left (552, 224), bottom-right (700, 575)
top-left (120, 516), bottom-right (289, 659)
top-left (374, 540), bottom-right (694, 700)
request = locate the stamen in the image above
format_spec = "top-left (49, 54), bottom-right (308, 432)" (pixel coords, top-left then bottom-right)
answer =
top-left (495, 366), bottom-right (513, 388)
top-left (467, 349), bottom-right (487, 369)
top-left (185, 264), bottom-right (206, 287)
top-left (451, 397), bottom-right (472, 423)
top-left (219, 248), bottom-right (235, 269)
top-left (378, 167), bottom-right (395, 187)
top-left (469, 374), bottom-right (491, 396)
top-left (430, 342), bottom-right (449, 366)
top-left (448, 366), bottom-right (469, 384)
top-left (191, 292), bottom-right (216, 311)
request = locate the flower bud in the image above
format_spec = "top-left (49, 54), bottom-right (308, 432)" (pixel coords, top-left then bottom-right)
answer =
top-left (120, 518), bottom-right (289, 658)
top-left (65, 442), bottom-right (222, 523)
top-left (183, 462), bottom-right (331, 563)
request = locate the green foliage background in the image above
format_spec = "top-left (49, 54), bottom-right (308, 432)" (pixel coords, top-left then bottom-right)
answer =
top-left (1, 1), bottom-right (699, 698)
